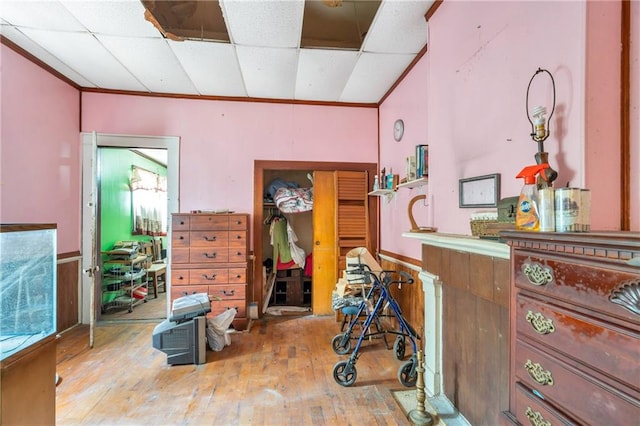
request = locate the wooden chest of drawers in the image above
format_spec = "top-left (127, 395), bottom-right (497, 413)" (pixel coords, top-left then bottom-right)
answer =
top-left (501, 231), bottom-right (640, 425)
top-left (171, 213), bottom-right (250, 330)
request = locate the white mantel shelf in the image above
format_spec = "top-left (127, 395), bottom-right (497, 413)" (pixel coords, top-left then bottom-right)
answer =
top-left (402, 232), bottom-right (510, 259)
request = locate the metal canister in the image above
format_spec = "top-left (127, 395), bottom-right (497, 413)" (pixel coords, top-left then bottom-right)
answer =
top-left (538, 188), bottom-right (555, 232)
top-left (554, 188), bottom-right (581, 232)
top-left (580, 189), bottom-right (591, 232)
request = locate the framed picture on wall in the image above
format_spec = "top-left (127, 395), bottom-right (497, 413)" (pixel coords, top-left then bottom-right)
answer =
top-left (459, 173), bottom-right (500, 208)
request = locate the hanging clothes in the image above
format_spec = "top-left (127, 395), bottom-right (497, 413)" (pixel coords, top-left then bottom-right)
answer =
top-left (270, 217), bottom-right (292, 267)
top-left (287, 221), bottom-right (306, 268)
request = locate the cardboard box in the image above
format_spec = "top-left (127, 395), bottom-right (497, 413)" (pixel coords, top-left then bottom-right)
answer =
top-left (345, 247), bottom-right (382, 284)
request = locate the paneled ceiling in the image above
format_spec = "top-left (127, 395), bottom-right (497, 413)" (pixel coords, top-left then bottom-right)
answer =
top-left (0, 0), bottom-right (435, 104)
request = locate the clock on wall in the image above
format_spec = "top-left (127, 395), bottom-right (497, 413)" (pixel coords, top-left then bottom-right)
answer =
top-left (393, 119), bottom-right (404, 141)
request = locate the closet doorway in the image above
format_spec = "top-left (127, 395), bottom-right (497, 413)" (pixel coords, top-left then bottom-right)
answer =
top-left (253, 160), bottom-right (378, 317)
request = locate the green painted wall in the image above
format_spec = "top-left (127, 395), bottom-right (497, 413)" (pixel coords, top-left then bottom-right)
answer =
top-left (99, 148), bottom-right (167, 253)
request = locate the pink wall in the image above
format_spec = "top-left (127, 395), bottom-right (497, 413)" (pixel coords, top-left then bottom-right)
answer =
top-left (2, 1), bottom-right (637, 261)
top-left (81, 93), bottom-right (378, 214)
top-left (0, 45), bottom-right (81, 253)
top-left (379, 1), bottom-right (635, 260)
top-left (585, 0), bottom-right (622, 230)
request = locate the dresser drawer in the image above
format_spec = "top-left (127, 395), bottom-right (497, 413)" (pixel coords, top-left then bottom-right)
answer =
top-left (228, 231), bottom-right (247, 247)
top-left (515, 340), bottom-right (640, 424)
top-left (171, 231), bottom-right (190, 247)
top-left (513, 251), bottom-right (640, 324)
top-left (228, 268), bottom-right (246, 284)
top-left (190, 214), bottom-right (229, 230)
top-left (171, 269), bottom-right (189, 285)
top-left (210, 300), bottom-right (246, 318)
top-left (229, 247), bottom-right (247, 262)
top-left (188, 248), bottom-right (230, 263)
top-left (516, 293), bottom-right (640, 390)
top-left (514, 382), bottom-right (574, 426)
top-left (189, 268), bottom-right (230, 285)
top-left (171, 247), bottom-right (190, 263)
top-left (189, 230), bottom-right (229, 247)
top-left (228, 214), bottom-right (247, 230)
top-left (209, 284), bottom-right (246, 301)
top-left (171, 285), bottom-right (208, 299)
top-left (172, 214), bottom-right (190, 231)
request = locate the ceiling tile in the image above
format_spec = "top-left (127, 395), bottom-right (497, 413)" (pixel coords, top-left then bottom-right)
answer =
top-left (295, 48), bottom-right (358, 101)
top-left (235, 45), bottom-right (298, 99)
top-left (18, 27), bottom-right (147, 91)
top-left (340, 52), bottom-right (416, 103)
top-left (96, 35), bottom-right (198, 95)
top-left (0, 24), bottom-right (96, 87)
top-left (221, 0), bottom-right (304, 48)
top-left (59, 0), bottom-right (159, 38)
top-left (0, 0), bottom-right (85, 31)
top-left (363, 0), bottom-right (432, 54)
top-left (169, 40), bottom-right (246, 97)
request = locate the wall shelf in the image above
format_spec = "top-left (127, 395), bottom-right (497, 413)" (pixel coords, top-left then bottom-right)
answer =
top-left (396, 177), bottom-right (428, 190)
top-left (368, 189), bottom-right (395, 196)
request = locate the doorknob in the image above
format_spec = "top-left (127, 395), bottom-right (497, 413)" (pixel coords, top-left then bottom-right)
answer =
top-left (84, 265), bottom-right (100, 277)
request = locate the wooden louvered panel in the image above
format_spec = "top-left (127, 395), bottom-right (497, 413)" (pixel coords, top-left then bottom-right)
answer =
top-left (337, 171), bottom-right (368, 201)
top-left (338, 206), bottom-right (367, 237)
top-left (338, 238), bottom-right (368, 248)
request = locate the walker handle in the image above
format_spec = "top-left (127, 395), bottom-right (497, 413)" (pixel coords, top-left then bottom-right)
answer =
top-left (399, 271), bottom-right (414, 285)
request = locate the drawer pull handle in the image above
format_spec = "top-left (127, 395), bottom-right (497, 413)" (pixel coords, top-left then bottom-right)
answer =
top-left (179, 236), bottom-right (184, 240)
top-left (223, 290), bottom-right (235, 296)
top-left (236, 235), bottom-right (242, 239)
top-left (525, 359), bottom-right (554, 386)
top-left (609, 279), bottom-right (640, 316)
top-left (203, 252), bottom-right (217, 259)
top-left (525, 407), bottom-right (551, 426)
top-left (523, 262), bottom-right (554, 286)
top-left (203, 235), bottom-right (217, 241)
top-left (526, 311), bottom-right (556, 335)
top-left (203, 274), bottom-right (217, 281)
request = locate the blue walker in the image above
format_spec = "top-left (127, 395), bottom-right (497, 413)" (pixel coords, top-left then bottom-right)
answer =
top-left (331, 265), bottom-right (421, 387)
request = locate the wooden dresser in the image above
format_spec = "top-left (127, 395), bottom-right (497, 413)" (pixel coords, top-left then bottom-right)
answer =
top-left (501, 231), bottom-right (640, 425)
top-left (171, 213), bottom-right (250, 330)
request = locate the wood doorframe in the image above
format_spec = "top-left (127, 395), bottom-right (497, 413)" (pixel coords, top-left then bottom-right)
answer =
top-left (253, 160), bottom-right (378, 315)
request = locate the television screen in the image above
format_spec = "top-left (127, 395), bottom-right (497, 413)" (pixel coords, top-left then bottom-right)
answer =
top-left (152, 316), bottom-right (206, 365)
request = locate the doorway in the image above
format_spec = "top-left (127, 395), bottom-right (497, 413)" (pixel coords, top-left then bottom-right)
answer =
top-left (81, 133), bottom-right (179, 337)
top-left (253, 160), bottom-right (378, 317)
top-left (98, 146), bottom-right (168, 322)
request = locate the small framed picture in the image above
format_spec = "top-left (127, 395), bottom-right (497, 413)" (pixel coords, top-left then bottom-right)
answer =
top-left (459, 173), bottom-right (500, 208)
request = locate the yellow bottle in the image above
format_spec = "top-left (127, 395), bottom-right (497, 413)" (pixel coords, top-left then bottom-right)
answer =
top-left (515, 164), bottom-right (549, 231)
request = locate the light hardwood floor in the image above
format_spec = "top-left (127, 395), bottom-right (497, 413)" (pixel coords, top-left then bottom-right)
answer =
top-left (55, 314), bottom-right (429, 425)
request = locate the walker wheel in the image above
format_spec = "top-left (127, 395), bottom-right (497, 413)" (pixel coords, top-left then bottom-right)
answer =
top-left (331, 333), bottom-right (352, 355)
top-left (398, 358), bottom-right (417, 387)
top-left (393, 335), bottom-right (406, 360)
top-left (333, 360), bottom-right (357, 387)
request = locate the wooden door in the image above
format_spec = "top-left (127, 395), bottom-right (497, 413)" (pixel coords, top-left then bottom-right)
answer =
top-left (335, 171), bottom-right (369, 273)
top-left (312, 170), bottom-right (370, 315)
top-left (311, 171), bottom-right (337, 315)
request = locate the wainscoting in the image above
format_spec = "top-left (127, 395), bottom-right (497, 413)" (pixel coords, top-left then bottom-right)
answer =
top-left (57, 252), bottom-right (80, 332)
top-left (401, 233), bottom-right (511, 426)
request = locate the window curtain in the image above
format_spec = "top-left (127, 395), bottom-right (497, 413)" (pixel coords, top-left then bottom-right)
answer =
top-left (130, 166), bottom-right (167, 236)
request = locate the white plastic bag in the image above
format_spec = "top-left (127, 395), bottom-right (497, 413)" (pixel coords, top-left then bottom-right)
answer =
top-left (206, 308), bottom-right (237, 351)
